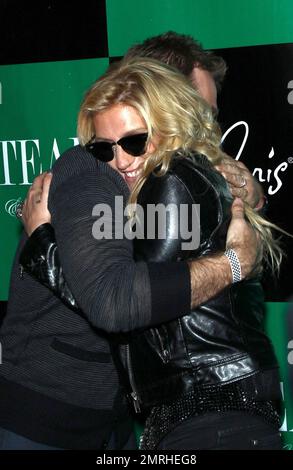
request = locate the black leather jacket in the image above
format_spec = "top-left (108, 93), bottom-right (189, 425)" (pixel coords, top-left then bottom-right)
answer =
top-left (20, 153), bottom-right (279, 411)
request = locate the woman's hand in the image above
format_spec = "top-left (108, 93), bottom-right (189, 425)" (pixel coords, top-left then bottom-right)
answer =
top-left (22, 172), bottom-right (53, 236)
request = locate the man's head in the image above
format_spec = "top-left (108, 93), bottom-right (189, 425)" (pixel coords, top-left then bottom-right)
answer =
top-left (125, 31), bottom-right (227, 114)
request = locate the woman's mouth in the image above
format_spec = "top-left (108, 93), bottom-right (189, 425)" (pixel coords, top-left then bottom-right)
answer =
top-left (125, 169), bottom-right (141, 178)
top-left (123, 168), bottom-right (142, 188)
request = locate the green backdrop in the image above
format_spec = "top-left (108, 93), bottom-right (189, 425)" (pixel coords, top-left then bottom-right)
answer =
top-left (107, 0), bottom-right (293, 52)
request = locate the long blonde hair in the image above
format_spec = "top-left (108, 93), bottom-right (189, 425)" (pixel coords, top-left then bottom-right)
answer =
top-left (78, 57), bottom-right (284, 273)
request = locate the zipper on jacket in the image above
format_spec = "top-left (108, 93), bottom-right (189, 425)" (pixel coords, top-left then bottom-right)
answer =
top-left (126, 344), bottom-right (141, 413)
top-left (19, 265), bottom-right (24, 279)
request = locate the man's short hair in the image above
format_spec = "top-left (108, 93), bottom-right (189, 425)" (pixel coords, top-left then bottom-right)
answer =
top-left (125, 31), bottom-right (227, 91)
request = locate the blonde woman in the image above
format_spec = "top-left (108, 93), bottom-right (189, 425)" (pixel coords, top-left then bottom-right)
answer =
top-left (15, 58), bottom-right (282, 450)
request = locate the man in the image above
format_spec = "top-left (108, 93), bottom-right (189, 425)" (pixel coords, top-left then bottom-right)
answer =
top-left (0, 35), bottom-right (260, 450)
top-left (125, 31), bottom-right (265, 211)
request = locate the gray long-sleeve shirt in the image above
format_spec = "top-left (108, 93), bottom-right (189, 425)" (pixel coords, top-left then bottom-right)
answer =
top-left (0, 145), bottom-right (190, 448)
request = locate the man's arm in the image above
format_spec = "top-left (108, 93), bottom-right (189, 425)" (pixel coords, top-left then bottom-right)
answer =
top-left (20, 171), bottom-right (258, 332)
top-left (189, 197), bottom-right (259, 307)
top-left (20, 198), bottom-right (255, 327)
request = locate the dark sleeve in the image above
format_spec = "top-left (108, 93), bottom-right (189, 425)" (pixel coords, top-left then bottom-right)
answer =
top-left (47, 168), bottom-right (190, 332)
top-left (19, 223), bottom-right (79, 311)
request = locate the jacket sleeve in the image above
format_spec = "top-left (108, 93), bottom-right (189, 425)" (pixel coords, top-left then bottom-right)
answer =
top-left (19, 223), bottom-right (79, 311)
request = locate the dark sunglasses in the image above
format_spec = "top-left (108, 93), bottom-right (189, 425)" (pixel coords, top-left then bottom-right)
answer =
top-left (85, 132), bottom-right (148, 162)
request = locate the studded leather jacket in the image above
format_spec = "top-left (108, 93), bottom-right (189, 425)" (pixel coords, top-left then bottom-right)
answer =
top-left (19, 153), bottom-right (280, 414)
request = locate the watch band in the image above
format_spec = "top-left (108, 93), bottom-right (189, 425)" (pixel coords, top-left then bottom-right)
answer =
top-left (224, 248), bottom-right (242, 283)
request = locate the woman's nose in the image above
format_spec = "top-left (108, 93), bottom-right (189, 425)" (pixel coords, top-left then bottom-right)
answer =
top-left (114, 145), bottom-right (135, 170)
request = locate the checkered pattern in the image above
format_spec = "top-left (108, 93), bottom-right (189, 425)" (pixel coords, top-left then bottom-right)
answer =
top-left (224, 249), bottom-right (242, 283)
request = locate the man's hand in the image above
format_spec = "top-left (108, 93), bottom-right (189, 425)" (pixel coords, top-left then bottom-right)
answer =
top-left (226, 197), bottom-right (261, 277)
top-left (215, 156), bottom-right (264, 209)
top-left (188, 197), bottom-right (261, 309)
top-left (22, 172), bottom-right (52, 236)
